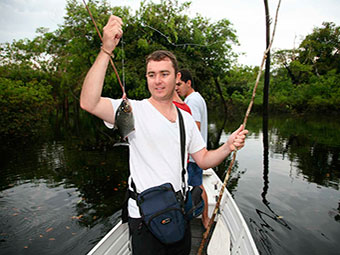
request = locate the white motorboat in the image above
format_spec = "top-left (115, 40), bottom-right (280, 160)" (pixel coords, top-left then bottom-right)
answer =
top-left (87, 168), bottom-right (259, 255)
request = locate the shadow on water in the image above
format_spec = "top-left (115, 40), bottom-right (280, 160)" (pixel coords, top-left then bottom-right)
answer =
top-left (249, 111), bottom-right (291, 255)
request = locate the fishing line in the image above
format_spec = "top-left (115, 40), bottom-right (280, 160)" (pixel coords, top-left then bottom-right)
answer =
top-left (121, 36), bottom-right (126, 90)
top-left (142, 23), bottom-right (225, 48)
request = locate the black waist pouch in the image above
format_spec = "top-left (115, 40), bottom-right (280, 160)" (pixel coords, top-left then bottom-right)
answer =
top-left (136, 182), bottom-right (187, 244)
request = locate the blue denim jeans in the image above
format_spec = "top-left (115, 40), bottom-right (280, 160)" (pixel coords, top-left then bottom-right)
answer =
top-left (187, 162), bottom-right (203, 186)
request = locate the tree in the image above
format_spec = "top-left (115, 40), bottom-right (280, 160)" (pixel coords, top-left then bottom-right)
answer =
top-left (0, 77), bottom-right (53, 139)
top-left (0, 0), bottom-right (240, 138)
top-left (131, 0), bottom-right (239, 109)
top-left (299, 22), bottom-right (340, 75)
top-left (263, 0), bottom-right (270, 120)
top-left (0, 37), bottom-right (55, 139)
top-left (270, 22), bottom-right (340, 113)
top-left (273, 22), bottom-right (340, 86)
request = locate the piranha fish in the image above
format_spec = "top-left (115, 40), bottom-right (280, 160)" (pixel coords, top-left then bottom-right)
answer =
top-left (114, 98), bottom-right (135, 145)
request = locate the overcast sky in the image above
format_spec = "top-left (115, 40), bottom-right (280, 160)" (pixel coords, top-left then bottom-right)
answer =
top-left (1, 0), bottom-right (339, 66)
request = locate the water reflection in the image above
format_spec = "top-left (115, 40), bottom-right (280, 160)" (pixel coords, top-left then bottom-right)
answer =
top-left (208, 111), bottom-right (242, 193)
top-left (210, 111), bottom-right (340, 255)
top-left (0, 141), bottom-right (129, 254)
top-left (333, 202), bottom-right (340, 222)
top-left (253, 114), bottom-right (338, 254)
top-left (1, 112), bottom-right (340, 255)
top-left (246, 112), bottom-right (291, 255)
top-left (269, 116), bottom-right (340, 189)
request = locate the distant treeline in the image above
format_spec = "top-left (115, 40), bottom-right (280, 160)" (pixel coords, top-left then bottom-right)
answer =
top-left (1, 0), bottom-right (339, 139)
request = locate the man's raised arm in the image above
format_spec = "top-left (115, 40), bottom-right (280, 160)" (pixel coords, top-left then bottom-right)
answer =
top-left (80, 15), bottom-right (123, 125)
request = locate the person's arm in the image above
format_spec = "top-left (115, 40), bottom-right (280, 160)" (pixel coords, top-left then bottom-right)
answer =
top-left (80, 15), bottom-right (123, 125)
top-left (187, 99), bottom-right (201, 130)
top-left (195, 121), bottom-right (201, 131)
top-left (191, 125), bottom-right (248, 170)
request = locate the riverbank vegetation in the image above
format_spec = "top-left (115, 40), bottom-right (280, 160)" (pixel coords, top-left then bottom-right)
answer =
top-left (1, 0), bottom-right (339, 140)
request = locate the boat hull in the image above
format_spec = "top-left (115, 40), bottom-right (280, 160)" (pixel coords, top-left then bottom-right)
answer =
top-left (87, 168), bottom-right (259, 255)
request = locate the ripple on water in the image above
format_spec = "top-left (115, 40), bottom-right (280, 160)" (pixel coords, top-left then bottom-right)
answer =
top-left (0, 181), bottom-right (83, 254)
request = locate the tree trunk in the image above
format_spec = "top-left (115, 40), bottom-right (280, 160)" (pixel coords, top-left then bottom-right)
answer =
top-left (63, 96), bottom-right (69, 125)
top-left (284, 63), bottom-right (298, 85)
top-left (263, 0), bottom-right (270, 119)
top-left (263, 0), bottom-right (270, 198)
top-left (213, 76), bottom-right (228, 115)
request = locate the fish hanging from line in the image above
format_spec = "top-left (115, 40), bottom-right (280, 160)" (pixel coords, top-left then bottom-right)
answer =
top-left (112, 38), bottom-right (135, 146)
top-left (114, 96), bottom-right (135, 146)
top-left (82, 0), bottom-right (135, 145)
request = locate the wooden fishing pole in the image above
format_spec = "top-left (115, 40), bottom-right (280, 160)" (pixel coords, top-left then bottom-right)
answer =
top-left (197, 1), bottom-right (281, 254)
top-left (82, 0), bottom-right (125, 95)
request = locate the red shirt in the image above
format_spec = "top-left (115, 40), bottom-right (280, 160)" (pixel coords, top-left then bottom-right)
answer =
top-left (173, 101), bottom-right (192, 115)
top-left (173, 101), bottom-right (192, 163)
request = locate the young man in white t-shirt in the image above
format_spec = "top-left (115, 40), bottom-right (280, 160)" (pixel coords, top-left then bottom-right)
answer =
top-left (80, 15), bottom-right (248, 255)
top-left (176, 69), bottom-right (210, 229)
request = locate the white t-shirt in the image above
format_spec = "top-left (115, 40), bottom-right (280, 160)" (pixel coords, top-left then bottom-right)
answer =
top-left (184, 92), bottom-right (208, 162)
top-left (105, 98), bottom-right (205, 217)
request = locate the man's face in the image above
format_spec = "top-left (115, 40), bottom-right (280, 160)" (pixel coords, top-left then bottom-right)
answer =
top-left (146, 58), bottom-right (176, 101)
top-left (175, 75), bottom-right (190, 98)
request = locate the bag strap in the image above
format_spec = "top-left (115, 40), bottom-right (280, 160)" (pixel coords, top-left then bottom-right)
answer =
top-left (176, 107), bottom-right (187, 197)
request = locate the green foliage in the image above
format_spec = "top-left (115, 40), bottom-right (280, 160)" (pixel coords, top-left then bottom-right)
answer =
top-left (299, 22), bottom-right (340, 75)
top-left (1, 0), bottom-right (339, 141)
top-left (0, 77), bottom-right (54, 138)
top-left (271, 22), bottom-right (340, 113)
top-left (223, 66), bottom-right (258, 96)
top-left (270, 70), bottom-right (340, 113)
top-left (230, 90), bottom-right (245, 104)
top-left (0, 0), bottom-right (240, 138)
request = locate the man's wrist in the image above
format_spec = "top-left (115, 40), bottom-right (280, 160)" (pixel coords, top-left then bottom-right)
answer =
top-left (100, 46), bottom-right (114, 58)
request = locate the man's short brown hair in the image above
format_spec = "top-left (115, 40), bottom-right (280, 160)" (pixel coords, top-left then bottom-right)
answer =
top-left (146, 50), bottom-right (178, 74)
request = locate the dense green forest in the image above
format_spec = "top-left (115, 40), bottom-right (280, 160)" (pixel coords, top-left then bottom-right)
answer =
top-left (1, 0), bottom-right (339, 140)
